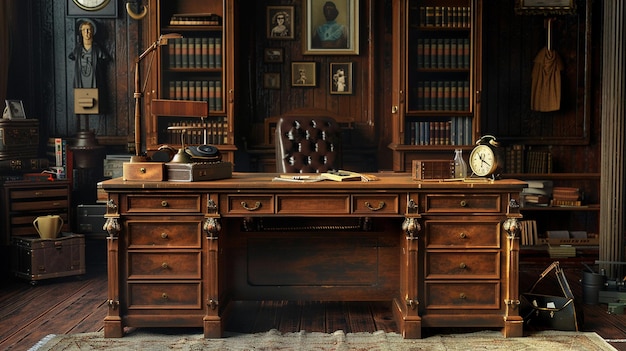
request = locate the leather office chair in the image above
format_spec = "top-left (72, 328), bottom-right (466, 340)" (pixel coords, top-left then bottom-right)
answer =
top-left (275, 115), bottom-right (341, 173)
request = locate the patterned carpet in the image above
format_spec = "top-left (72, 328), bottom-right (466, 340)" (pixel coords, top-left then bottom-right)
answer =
top-left (29, 329), bottom-right (617, 351)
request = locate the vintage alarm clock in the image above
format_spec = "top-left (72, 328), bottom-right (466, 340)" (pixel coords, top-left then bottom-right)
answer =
top-left (469, 135), bottom-right (503, 178)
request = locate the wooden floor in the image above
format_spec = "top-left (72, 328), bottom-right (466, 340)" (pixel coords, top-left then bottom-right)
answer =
top-left (2, 259), bottom-right (626, 351)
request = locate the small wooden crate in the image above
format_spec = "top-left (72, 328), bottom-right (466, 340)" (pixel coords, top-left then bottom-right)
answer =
top-left (122, 162), bottom-right (165, 181)
top-left (412, 160), bottom-right (455, 180)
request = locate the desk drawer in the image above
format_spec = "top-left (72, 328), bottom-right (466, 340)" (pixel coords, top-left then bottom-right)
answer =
top-left (124, 194), bottom-right (202, 213)
top-left (420, 194), bottom-right (502, 213)
top-left (424, 281), bottom-right (500, 309)
top-left (127, 282), bottom-right (202, 309)
top-left (423, 219), bottom-right (501, 248)
top-left (224, 194), bottom-right (274, 214)
top-left (277, 194), bottom-right (350, 215)
top-left (127, 220), bottom-right (202, 248)
top-left (352, 194), bottom-right (400, 215)
top-left (128, 252), bottom-right (201, 279)
top-left (425, 251), bottom-right (500, 279)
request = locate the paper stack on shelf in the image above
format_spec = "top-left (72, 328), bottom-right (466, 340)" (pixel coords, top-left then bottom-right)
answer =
top-left (521, 179), bottom-right (552, 207)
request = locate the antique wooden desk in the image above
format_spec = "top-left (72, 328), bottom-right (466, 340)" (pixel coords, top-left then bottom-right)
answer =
top-left (99, 173), bottom-right (526, 338)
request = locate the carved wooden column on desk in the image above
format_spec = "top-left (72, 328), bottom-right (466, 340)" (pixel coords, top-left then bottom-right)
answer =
top-left (103, 198), bottom-right (122, 337)
top-left (203, 195), bottom-right (222, 337)
top-left (502, 198), bottom-right (523, 337)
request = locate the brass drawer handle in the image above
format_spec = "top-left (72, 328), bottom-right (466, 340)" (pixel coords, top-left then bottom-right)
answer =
top-left (459, 232), bottom-right (467, 239)
top-left (365, 201), bottom-right (385, 211)
top-left (161, 200), bottom-right (168, 207)
top-left (241, 201), bottom-right (261, 211)
top-left (161, 293), bottom-right (168, 300)
top-left (459, 293), bottom-right (467, 299)
top-left (459, 262), bottom-right (467, 269)
top-left (459, 200), bottom-right (468, 207)
top-left (140, 167), bottom-right (146, 173)
top-left (161, 262), bottom-right (169, 269)
top-left (161, 232), bottom-right (168, 239)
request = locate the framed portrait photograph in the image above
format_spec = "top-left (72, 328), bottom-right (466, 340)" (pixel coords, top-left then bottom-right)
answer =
top-left (263, 73), bottom-right (281, 89)
top-left (4, 100), bottom-right (26, 119)
top-left (264, 48), bottom-right (284, 63)
top-left (329, 62), bottom-right (353, 94)
top-left (303, 0), bottom-right (359, 55)
top-left (267, 6), bottom-right (294, 39)
top-left (291, 62), bottom-right (317, 87)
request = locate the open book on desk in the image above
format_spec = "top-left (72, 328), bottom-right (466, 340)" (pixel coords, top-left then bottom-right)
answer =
top-left (272, 170), bottom-right (379, 183)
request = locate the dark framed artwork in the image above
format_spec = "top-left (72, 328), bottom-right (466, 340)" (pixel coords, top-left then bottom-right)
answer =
top-left (303, 0), bottom-right (358, 55)
top-left (291, 62), bottom-right (317, 87)
top-left (264, 48), bottom-right (284, 63)
top-left (4, 100), bottom-right (26, 119)
top-left (267, 6), bottom-right (295, 39)
top-left (263, 73), bottom-right (281, 89)
top-left (329, 62), bottom-right (353, 94)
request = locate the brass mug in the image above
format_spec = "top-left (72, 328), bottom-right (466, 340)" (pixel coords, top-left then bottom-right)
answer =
top-left (33, 215), bottom-right (64, 239)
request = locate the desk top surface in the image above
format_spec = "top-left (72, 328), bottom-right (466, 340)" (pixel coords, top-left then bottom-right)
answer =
top-left (100, 173), bottom-right (527, 191)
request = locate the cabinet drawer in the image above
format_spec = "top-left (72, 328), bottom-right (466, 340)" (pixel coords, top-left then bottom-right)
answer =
top-left (127, 282), bottom-right (202, 309)
top-left (223, 194), bottom-right (274, 214)
top-left (11, 199), bottom-right (69, 212)
top-left (352, 194), bottom-right (400, 215)
top-left (424, 281), bottom-right (500, 310)
top-left (10, 187), bottom-right (68, 200)
top-left (127, 220), bottom-right (202, 248)
top-left (425, 251), bottom-right (500, 279)
top-left (423, 219), bottom-right (501, 248)
top-left (124, 194), bottom-right (202, 213)
top-left (276, 194), bottom-right (350, 215)
top-left (420, 194), bottom-right (502, 213)
top-left (128, 252), bottom-right (201, 279)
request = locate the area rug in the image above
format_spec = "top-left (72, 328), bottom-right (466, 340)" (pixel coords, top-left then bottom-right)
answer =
top-left (29, 329), bottom-right (617, 351)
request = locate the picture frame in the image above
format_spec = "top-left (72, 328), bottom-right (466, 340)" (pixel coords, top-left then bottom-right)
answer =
top-left (329, 62), bottom-right (353, 94)
top-left (291, 62), bottom-right (317, 87)
top-left (515, 0), bottom-right (576, 15)
top-left (267, 6), bottom-right (295, 40)
top-left (264, 48), bottom-right (284, 63)
top-left (303, 0), bottom-right (359, 55)
top-left (4, 100), bottom-right (26, 119)
top-left (263, 73), bottom-right (281, 90)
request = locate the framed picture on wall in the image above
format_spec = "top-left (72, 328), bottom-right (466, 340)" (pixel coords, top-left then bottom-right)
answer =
top-left (264, 48), bottom-right (284, 63)
top-left (291, 62), bottom-right (317, 87)
top-left (267, 6), bottom-right (294, 39)
top-left (4, 100), bottom-right (26, 119)
top-left (303, 0), bottom-right (359, 55)
top-left (329, 62), bottom-right (353, 94)
top-left (263, 73), bottom-right (281, 89)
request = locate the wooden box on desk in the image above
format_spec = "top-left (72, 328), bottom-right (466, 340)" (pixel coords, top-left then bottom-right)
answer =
top-left (166, 162), bottom-right (232, 182)
top-left (10, 233), bottom-right (85, 282)
top-left (122, 162), bottom-right (164, 181)
top-left (412, 160), bottom-right (455, 180)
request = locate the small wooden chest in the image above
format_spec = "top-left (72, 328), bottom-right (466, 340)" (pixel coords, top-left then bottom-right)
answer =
top-left (122, 162), bottom-right (165, 181)
top-left (166, 161), bottom-right (232, 182)
top-left (10, 233), bottom-right (85, 283)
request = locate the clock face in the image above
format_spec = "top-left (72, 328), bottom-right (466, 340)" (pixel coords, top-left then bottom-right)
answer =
top-left (469, 144), bottom-right (497, 177)
top-left (73, 0), bottom-right (110, 11)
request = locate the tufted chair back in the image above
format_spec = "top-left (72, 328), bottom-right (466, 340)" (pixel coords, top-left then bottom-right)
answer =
top-left (275, 116), bottom-right (342, 173)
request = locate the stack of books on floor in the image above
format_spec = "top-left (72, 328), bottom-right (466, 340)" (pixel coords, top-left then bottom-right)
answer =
top-left (521, 180), bottom-right (553, 207)
top-left (551, 187), bottom-right (581, 206)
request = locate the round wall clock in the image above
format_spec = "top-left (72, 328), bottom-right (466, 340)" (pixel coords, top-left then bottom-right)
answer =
top-left (67, 0), bottom-right (117, 18)
top-left (468, 135), bottom-right (503, 178)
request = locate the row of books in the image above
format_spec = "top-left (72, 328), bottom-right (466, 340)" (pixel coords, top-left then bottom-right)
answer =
top-left (167, 37), bottom-right (222, 69)
top-left (168, 80), bottom-right (223, 112)
top-left (504, 145), bottom-right (552, 174)
top-left (406, 117), bottom-right (473, 146)
top-left (417, 6), bottom-right (471, 28)
top-left (45, 138), bottom-right (73, 183)
top-left (416, 38), bottom-right (471, 69)
top-left (162, 119), bottom-right (229, 145)
top-left (414, 80), bottom-right (471, 111)
top-left (169, 13), bottom-right (221, 26)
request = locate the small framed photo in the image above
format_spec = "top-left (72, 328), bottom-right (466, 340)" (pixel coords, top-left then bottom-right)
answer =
top-left (4, 100), bottom-right (26, 119)
top-left (263, 73), bottom-right (281, 89)
top-left (303, 0), bottom-right (359, 55)
top-left (264, 48), bottom-right (284, 63)
top-left (330, 62), bottom-right (353, 94)
top-left (291, 62), bottom-right (317, 87)
top-left (267, 6), bottom-right (294, 39)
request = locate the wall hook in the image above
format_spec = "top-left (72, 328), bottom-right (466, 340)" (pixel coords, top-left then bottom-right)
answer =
top-left (126, 2), bottom-right (148, 20)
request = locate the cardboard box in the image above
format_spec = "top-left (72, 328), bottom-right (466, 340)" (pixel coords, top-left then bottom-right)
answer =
top-left (122, 162), bottom-right (165, 181)
top-left (166, 162), bottom-right (232, 182)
